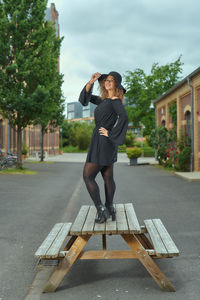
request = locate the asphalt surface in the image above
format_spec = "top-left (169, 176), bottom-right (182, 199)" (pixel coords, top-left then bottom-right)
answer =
top-left (0, 160), bottom-right (200, 300)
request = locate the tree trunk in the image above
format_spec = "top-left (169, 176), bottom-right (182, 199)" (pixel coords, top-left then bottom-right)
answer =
top-left (40, 127), bottom-right (44, 162)
top-left (17, 127), bottom-right (22, 168)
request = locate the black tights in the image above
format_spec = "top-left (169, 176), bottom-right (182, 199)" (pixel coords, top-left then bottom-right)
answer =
top-left (83, 162), bottom-right (116, 207)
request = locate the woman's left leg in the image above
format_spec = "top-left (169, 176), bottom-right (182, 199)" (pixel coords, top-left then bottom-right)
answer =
top-left (101, 164), bottom-right (116, 220)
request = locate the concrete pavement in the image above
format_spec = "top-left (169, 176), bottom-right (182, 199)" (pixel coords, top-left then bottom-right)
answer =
top-left (0, 159), bottom-right (200, 299)
top-left (26, 152), bottom-right (158, 164)
top-left (26, 153), bottom-right (200, 181)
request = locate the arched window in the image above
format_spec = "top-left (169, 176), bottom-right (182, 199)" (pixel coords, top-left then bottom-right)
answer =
top-left (185, 111), bottom-right (191, 136)
top-left (161, 119), bottom-right (166, 127)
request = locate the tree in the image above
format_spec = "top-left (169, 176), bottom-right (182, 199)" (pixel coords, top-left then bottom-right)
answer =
top-left (124, 56), bottom-right (183, 135)
top-left (0, 0), bottom-right (64, 166)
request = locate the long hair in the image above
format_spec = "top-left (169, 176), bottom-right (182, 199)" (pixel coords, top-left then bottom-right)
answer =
top-left (98, 80), bottom-right (125, 102)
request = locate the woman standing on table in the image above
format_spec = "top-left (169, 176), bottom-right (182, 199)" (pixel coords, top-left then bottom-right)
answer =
top-left (79, 71), bottom-right (128, 223)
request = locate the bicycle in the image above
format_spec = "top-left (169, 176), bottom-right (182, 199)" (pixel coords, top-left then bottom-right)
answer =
top-left (0, 149), bottom-right (18, 170)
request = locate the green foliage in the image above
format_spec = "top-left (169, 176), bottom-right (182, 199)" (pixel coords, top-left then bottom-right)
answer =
top-left (142, 146), bottom-right (155, 157)
top-left (177, 132), bottom-right (191, 151)
top-left (118, 144), bottom-right (126, 152)
top-left (62, 145), bottom-right (80, 153)
top-left (149, 126), bottom-right (191, 171)
top-left (0, 0), bottom-right (64, 165)
top-left (149, 126), bottom-right (177, 165)
top-left (126, 147), bottom-right (142, 159)
top-left (176, 146), bottom-right (191, 172)
top-left (168, 101), bottom-right (177, 127)
top-left (62, 121), bottom-right (94, 151)
top-left (125, 131), bottom-right (135, 147)
top-left (75, 126), bottom-right (91, 151)
top-left (175, 132), bottom-right (191, 171)
top-left (124, 56), bottom-right (183, 135)
top-left (21, 142), bottom-right (28, 155)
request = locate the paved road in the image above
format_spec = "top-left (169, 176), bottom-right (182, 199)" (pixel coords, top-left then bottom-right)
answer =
top-left (0, 160), bottom-right (200, 300)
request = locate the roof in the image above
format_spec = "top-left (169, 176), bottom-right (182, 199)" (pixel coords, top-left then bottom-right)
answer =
top-left (154, 66), bottom-right (200, 104)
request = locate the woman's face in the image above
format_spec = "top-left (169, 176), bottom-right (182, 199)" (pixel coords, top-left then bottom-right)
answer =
top-left (104, 75), bottom-right (116, 91)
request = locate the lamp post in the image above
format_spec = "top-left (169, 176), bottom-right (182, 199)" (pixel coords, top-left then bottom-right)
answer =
top-left (60, 126), bottom-right (63, 153)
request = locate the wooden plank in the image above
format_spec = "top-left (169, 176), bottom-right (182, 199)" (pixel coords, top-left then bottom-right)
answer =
top-left (152, 219), bottom-right (179, 256)
top-left (82, 205), bottom-right (96, 234)
top-left (122, 234), bottom-right (176, 292)
top-left (43, 235), bottom-right (91, 293)
top-left (70, 205), bottom-right (90, 235)
top-left (35, 223), bottom-right (64, 258)
top-left (124, 203), bottom-right (141, 233)
top-left (116, 204), bottom-right (129, 234)
top-left (93, 218), bottom-right (106, 234)
top-left (135, 233), bottom-right (154, 250)
top-left (79, 250), bottom-right (157, 260)
top-left (79, 250), bottom-right (138, 259)
top-left (144, 219), bottom-right (168, 256)
top-left (45, 223), bottom-right (72, 258)
top-left (105, 204), bottom-right (117, 234)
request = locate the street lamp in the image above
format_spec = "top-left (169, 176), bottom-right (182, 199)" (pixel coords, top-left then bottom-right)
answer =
top-left (60, 127), bottom-right (63, 150)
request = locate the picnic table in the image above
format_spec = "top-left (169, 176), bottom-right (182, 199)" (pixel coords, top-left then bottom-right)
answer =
top-left (35, 203), bottom-right (179, 293)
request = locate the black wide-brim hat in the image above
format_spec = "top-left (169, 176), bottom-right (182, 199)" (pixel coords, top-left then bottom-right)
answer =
top-left (98, 71), bottom-right (126, 94)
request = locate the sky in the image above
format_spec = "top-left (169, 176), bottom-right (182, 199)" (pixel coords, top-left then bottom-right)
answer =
top-left (47, 0), bottom-right (200, 110)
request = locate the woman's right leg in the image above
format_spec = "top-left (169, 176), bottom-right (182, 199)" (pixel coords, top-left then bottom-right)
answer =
top-left (83, 162), bottom-right (103, 207)
top-left (83, 162), bottom-right (109, 223)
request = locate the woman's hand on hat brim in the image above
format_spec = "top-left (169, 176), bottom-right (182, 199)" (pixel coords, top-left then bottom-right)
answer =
top-left (90, 72), bottom-right (102, 84)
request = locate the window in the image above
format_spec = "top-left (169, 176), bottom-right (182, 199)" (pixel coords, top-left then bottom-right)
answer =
top-left (185, 111), bottom-right (191, 136)
top-left (68, 103), bottom-right (75, 111)
top-left (161, 120), bottom-right (166, 127)
top-left (68, 112), bottom-right (74, 119)
top-left (82, 110), bottom-right (90, 118)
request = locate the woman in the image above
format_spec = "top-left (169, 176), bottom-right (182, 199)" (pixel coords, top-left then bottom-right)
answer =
top-left (79, 71), bottom-right (128, 223)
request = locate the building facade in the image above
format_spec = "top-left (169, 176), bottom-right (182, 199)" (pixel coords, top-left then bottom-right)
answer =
top-left (0, 3), bottom-right (60, 156)
top-left (154, 67), bottom-right (200, 172)
top-left (67, 102), bottom-right (82, 119)
top-left (67, 101), bottom-right (96, 121)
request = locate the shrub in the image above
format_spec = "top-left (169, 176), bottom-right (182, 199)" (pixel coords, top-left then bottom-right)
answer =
top-left (142, 146), bottom-right (155, 157)
top-left (176, 146), bottom-right (191, 171)
top-left (22, 142), bottom-right (28, 155)
top-left (62, 145), bottom-right (79, 153)
top-left (134, 141), bottom-right (142, 148)
top-left (118, 144), bottom-right (126, 152)
top-left (75, 126), bottom-right (91, 150)
top-left (126, 147), bottom-right (142, 159)
top-left (125, 131), bottom-right (135, 147)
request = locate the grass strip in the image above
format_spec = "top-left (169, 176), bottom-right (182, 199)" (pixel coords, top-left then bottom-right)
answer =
top-left (0, 167), bottom-right (37, 175)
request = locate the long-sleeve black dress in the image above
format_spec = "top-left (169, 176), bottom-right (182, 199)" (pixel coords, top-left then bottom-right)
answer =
top-left (79, 84), bottom-right (128, 166)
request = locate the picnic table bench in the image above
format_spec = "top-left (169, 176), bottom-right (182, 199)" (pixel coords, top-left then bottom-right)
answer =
top-left (35, 203), bottom-right (179, 293)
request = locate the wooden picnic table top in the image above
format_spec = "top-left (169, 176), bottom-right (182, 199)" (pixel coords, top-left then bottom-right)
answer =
top-left (69, 203), bottom-right (141, 236)
top-left (36, 202), bottom-right (180, 293)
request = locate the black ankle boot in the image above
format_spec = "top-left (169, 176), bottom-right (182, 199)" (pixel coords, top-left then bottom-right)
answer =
top-left (95, 204), bottom-right (109, 224)
top-left (105, 203), bottom-right (116, 221)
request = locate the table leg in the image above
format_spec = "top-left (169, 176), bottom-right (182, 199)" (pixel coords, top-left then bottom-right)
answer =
top-left (43, 234), bottom-right (91, 293)
top-left (102, 234), bottom-right (107, 250)
top-left (63, 235), bottom-right (78, 251)
top-left (121, 234), bottom-right (176, 292)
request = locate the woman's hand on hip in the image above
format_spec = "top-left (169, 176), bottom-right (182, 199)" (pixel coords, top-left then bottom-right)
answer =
top-left (99, 127), bottom-right (108, 137)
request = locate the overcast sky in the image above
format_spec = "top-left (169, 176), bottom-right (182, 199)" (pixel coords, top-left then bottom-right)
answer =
top-left (47, 0), bottom-right (200, 109)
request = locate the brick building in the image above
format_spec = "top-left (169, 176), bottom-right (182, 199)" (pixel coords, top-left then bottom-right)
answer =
top-left (0, 3), bottom-right (60, 156)
top-left (154, 66), bottom-right (200, 172)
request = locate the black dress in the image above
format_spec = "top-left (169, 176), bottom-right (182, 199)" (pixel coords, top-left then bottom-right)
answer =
top-left (79, 84), bottom-right (128, 166)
